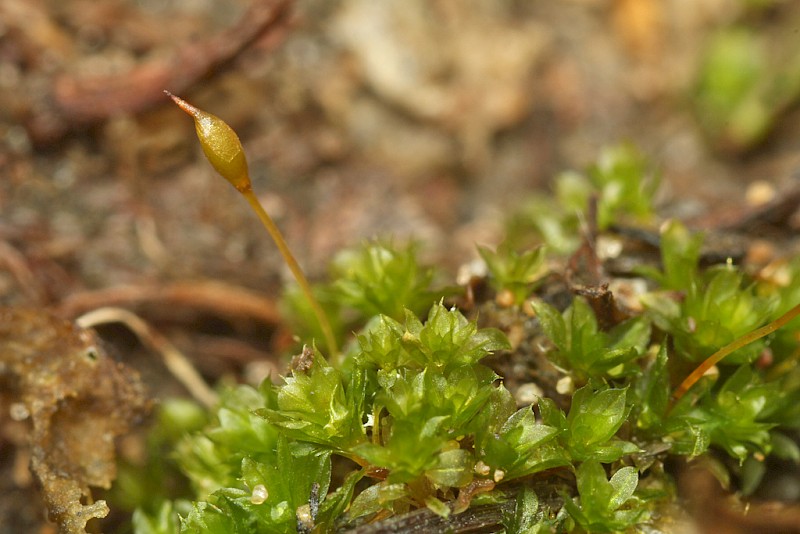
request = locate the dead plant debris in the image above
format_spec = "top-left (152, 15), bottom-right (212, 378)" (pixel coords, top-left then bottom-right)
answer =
top-left (0, 307), bottom-right (152, 534)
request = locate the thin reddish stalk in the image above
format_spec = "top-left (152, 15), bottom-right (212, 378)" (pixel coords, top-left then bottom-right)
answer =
top-left (672, 302), bottom-right (800, 403)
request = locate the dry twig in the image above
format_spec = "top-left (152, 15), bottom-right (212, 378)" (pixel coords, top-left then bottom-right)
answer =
top-left (58, 280), bottom-right (282, 327)
top-left (24, 0), bottom-right (294, 144)
top-left (77, 306), bottom-right (218, 408)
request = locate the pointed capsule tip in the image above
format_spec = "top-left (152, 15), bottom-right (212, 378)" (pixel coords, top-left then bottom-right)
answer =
top-left (165, 91), bottom-right (201, 119)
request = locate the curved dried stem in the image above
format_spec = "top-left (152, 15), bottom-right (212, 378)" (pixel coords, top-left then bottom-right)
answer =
top-left (77, 306), bottom-right (218, 408)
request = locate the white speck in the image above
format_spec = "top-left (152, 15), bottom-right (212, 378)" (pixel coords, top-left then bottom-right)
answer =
top-left (363, 413), bottom-right (375, 429)
top-left (493, 469), bottom-right (505, 483)
top-left (250, 484), bottom-right (268, 504)
top-left (9, 403), bottom-right (29, 421)
top-left (296, 503), bottom-right (314, 529)
top-left (474, 460), bottom-right (491, 476)
top-left (556, 376), bottom-right (574, 395)
top-left (514, 383), bottom-right (543, 406)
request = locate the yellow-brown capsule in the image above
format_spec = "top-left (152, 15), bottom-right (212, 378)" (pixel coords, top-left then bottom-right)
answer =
top-left (166, 89), bottom-right (340, 359)
top-left (165, 91), bottom-right (251, 192)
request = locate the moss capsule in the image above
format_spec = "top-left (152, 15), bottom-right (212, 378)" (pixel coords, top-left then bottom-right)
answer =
top-left (166, 90), bottom-right (339, 359)
top-left (165, 91), bottom-right (251, 193)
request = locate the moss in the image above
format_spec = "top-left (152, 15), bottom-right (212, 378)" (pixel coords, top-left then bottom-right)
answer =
top-left (126, 104), bottom-right (800, 533)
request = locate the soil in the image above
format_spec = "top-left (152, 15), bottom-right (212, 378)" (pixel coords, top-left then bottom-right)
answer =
top-left (2, 0), bottom-right (800, 532)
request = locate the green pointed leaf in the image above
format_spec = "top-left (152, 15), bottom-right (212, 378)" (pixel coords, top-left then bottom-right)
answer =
top-left (478, 244), bottom-right (548, 305)
top-left (257, 349), bottom-right (365, 450)
top-left (426, 448), bottom-right (474, 487)
top-left (424, 496), bottom-right (450, 518)
top-left (530, 299), bottom-right (566, 352)
top-left (332, 242), bottom-right (437, 320)
top-left (502, 486), bottom-right (541, 534)
top-left (607, 466), bottom-right (638, 511)
top-left (401, 302), bottom-right (510, 368)
top-left (566, 386), bottom-right (635, 461)
top-left (634, 343), bottom-right (670, 432)
top-left (575, 461), bottom-right (613, 515)
top-left (347, 482), bottom-right (408, 520)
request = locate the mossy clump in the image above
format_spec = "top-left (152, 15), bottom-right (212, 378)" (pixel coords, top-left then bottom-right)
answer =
top-left (126, 102), bottom-right (800, 533)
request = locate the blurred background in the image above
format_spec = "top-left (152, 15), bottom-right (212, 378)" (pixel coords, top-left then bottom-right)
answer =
top-left (2, 0), bottom-right (800, 305)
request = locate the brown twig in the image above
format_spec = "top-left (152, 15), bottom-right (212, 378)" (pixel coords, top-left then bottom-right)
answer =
top-left (338, 478), bottom-right (571, 534)
top-left (57, 280), bottom-right (282, 327)
top-left (26, 0), bottom-right (294, 144)
top-left (565, 196), bottom-right (630, 329)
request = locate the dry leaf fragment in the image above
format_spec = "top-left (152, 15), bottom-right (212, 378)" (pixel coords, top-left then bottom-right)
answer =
top-left (0, 307), bottom-right (152, 534)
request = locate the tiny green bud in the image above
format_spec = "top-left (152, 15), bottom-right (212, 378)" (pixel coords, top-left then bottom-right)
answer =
top-left (165, 91), bottom-right (251, 192)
